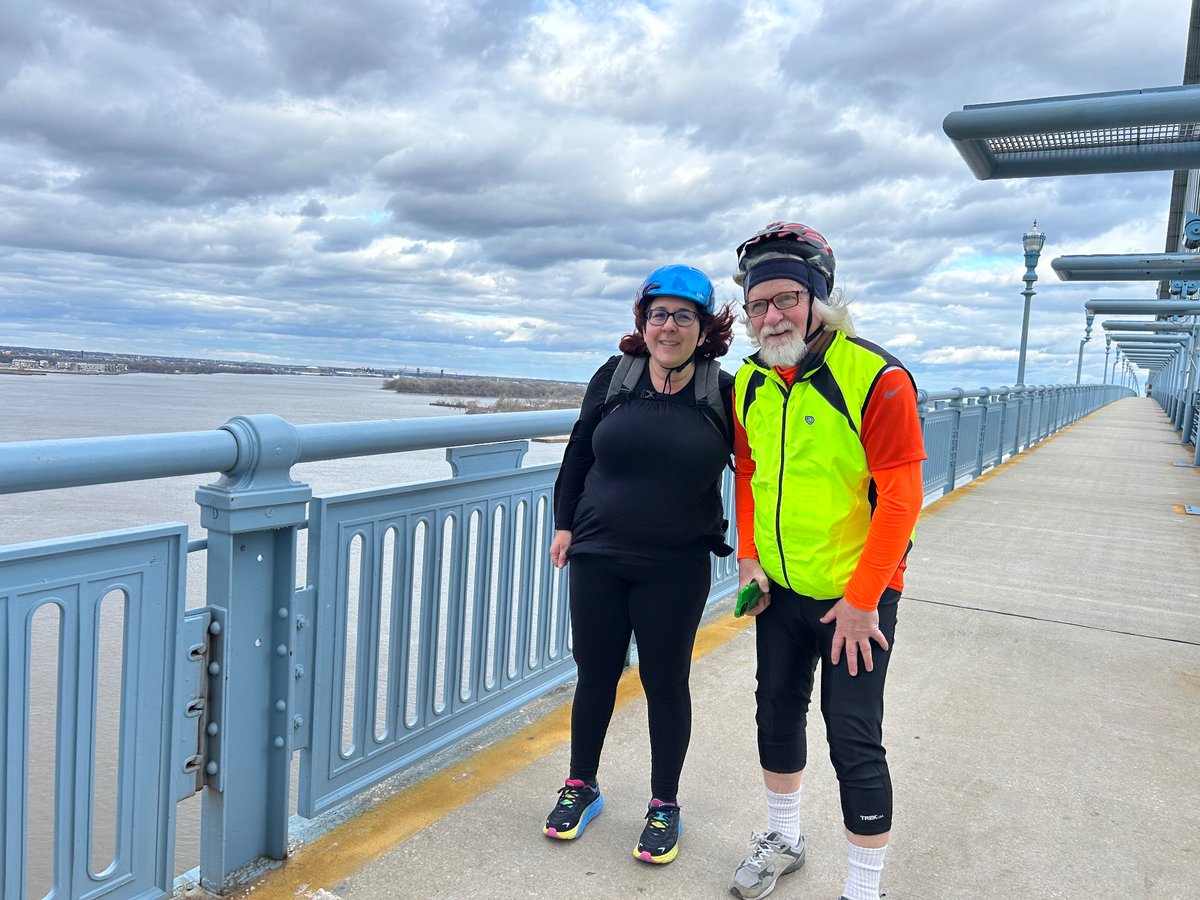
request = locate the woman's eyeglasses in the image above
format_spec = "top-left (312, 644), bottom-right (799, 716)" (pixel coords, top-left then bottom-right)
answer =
top-left (645, 307), bottom-right (699, 327)
top-left (743, 290), bottom-right (808, 318)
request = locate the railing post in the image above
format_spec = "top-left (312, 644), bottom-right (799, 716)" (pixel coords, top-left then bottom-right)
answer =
top-left (916, 388), bottom-right (930, 495)
top-left (1019, 387), bottom-right (1033, 451)
top-left (992, 386), bottom-right (1009, 465)
top-left (943, 388), bottom-right (964, 495)
top-left (1182, 331), bottom-right (1199, 451)
top-left (974, 389), bottom-right (990, 477)
top-left (194, 415), bottom-right (312, 892)
top-left (1011, 387), bottom-right (1025, 456)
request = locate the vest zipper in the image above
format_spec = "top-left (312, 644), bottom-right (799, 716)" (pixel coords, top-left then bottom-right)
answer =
top-left (772, 377), bottom-right (790, 589)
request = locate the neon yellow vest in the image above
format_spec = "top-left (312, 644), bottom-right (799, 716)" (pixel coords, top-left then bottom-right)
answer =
top-left (735, 332), bottom-right (905, 599)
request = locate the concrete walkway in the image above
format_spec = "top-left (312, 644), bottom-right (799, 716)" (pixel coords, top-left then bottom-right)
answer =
top-left (212, 397), bottom-right (1200, 900)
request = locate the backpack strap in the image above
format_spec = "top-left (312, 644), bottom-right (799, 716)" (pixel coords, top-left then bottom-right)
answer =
top-left (693, 359), bottom-right (734, 469)
top-left (603, 353), bottom-right (646, 414)
top-left (605, 356), bottom-right (731, 459)
top-left (692, 358), bottom-right (729, 438)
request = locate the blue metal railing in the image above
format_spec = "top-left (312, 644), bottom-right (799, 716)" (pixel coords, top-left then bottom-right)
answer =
top-left (0, 383), bottom-right (1131, 897)
top-left (917, 384), bottom-right (1129, 496)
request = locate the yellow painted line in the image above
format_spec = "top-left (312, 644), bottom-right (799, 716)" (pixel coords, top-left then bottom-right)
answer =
top-left (229, 612), bottom-right (756, 898)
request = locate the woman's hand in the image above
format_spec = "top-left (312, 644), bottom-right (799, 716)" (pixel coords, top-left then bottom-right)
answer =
top-left (737, 557), bottom-right (771, 616)
top-left (550, 529), bottom-right (573, 568)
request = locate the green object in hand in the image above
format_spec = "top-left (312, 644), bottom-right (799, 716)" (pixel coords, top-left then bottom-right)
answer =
top-left (734, 580), bottom-right (763, 617)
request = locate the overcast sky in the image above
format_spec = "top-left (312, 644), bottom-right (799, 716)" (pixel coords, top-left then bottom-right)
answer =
top-left (0, 0), bottom-right (1191, 388)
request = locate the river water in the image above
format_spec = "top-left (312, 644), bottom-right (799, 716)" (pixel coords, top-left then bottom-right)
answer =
top-left (2, 373), bottom-right (569, 893)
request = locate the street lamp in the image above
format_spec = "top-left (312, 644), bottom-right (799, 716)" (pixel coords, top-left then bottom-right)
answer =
top-left (1103, 335), bottom-right (1111, 384)
top-left (1016, 220), bottom-right (1046, 385)
top-left (1075, 311), bottom-right (1095, 384)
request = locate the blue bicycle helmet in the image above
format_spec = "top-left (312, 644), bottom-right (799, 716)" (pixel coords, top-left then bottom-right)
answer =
top-left (636, 264), bottom-right (716, 314)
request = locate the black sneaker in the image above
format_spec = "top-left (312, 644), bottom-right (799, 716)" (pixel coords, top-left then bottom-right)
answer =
top-left (543, 778), bottom-right (603, 840)
top-left (634, 800), bottom-right (681, 864)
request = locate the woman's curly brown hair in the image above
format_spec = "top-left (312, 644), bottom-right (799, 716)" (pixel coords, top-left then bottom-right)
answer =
top-left (618, 301), bottom-right (736, 359)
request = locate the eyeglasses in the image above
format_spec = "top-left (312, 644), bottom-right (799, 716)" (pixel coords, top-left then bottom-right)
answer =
top-left (743, 290), bottom-right (808, 318)
top-left (645, 307), bottom-right (699, 327)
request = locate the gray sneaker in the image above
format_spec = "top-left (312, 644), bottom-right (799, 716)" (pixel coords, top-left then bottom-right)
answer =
top-left (730, 830), bottom-right (806, 899)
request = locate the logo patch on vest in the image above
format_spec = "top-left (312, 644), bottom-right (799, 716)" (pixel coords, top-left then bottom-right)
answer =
top-left (804, 415), bottom-right (815, 425)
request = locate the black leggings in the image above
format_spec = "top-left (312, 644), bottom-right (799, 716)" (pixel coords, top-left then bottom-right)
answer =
top-left (755, 584), bottom-right (900, 836)
top-left (566, 553), bottom-right (711, 802)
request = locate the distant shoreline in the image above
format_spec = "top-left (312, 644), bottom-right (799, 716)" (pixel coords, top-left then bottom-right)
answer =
top-left (0, 368), bottom-right (47, 376)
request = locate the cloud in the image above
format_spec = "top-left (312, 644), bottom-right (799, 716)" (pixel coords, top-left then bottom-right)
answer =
top-left (0, 0), bottom-right (1191, 387)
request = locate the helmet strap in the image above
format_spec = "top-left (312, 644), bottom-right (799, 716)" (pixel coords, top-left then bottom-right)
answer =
top-left (804, 300), bottom-right (823, 343)
top-left (670, 350), bottom-right (697, 374)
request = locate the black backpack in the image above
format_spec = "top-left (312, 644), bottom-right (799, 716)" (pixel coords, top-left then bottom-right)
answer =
top-left (602, 353), bottom-right (730, 450)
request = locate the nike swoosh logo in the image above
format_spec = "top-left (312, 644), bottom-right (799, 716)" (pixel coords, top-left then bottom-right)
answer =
top-left (884, 387), bottom-right (900, 398)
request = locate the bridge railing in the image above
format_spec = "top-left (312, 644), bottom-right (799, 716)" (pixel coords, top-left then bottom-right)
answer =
top-left (0, 383), bottom-right (1130, 898)
top-left (917, 384), bottom-right (1131, 496)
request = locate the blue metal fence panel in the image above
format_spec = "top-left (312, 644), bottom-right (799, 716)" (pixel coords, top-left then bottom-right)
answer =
top-left (711, 467), bottom-right (739, 594)
top-left (1001, 397), bottom-right (1021, 458)
top-left (955, 406), bottom-right (984, 479)
top-left (0, 525), bottom-right (186, 900)
top-left (980, 401), bottom-right (1004, 470)
top-left (299, 464), bottom-right (575, 818)
top-left (921, 408), bottom-right (954, 494)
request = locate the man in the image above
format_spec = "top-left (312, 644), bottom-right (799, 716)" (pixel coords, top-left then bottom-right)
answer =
top-left (727, 223), bottom-right (926, 900)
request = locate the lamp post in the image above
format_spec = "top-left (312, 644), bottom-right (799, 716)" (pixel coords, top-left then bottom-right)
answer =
top-left (1016, 220), bottom-right (1046, 385)
top-left (1075, 311), bottom-right (1095, 384)
top-left (1103, 335), bottom-right (1111, 384)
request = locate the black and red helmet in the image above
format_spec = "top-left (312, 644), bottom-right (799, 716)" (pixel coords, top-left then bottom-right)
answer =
top-left (734, 222), bottom-right (836, 293)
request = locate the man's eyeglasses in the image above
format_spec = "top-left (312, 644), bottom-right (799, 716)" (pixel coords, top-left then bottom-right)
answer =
top-left (645, 307), bottom-right (699, 327)
top-left (743, 290), bottom-right (808, 318)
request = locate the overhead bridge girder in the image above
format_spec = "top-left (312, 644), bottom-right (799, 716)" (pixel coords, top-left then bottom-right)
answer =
top-left (1100, 321), bottom-right (1197, 332)
top-left (1053, 253), bottom-right (1200, 281)
top-left (1085, 300), bottom-right (1200, 314)
top-left (943, 85), bottom-right (1200, 179)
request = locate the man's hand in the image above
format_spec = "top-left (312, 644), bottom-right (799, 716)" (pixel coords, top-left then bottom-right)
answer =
top-left (819, 599), bottom-right (889, 676)
top-left (550, 530), bottom-right (572, 568)
top-left (737, 558), bottom-right (771, 616)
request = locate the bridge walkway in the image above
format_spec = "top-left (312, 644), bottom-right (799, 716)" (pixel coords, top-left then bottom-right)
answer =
top-left (196, 396), bottom-right (1199, 900)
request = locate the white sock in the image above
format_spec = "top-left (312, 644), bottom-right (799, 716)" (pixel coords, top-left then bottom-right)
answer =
top-left (764, 786), bottom-right (802, 847)
top-left (842, 840), bottom-right (887, 900)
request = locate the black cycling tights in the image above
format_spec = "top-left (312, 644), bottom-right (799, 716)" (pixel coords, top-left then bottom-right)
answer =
top-left (755, 585), bottom-right (900, 835)
top-left (566, 553), bottom-right (711, 802)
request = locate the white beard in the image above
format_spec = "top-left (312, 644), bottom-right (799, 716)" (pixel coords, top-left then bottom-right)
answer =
top-left (756, 327), bottom-right (810, 369)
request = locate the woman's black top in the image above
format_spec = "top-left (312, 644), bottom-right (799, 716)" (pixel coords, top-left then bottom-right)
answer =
top-left (553, 355), bottom-right (735, 566)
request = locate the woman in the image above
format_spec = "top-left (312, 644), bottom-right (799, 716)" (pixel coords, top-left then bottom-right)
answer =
top-left (543, 264), bottom-right (735, 865)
